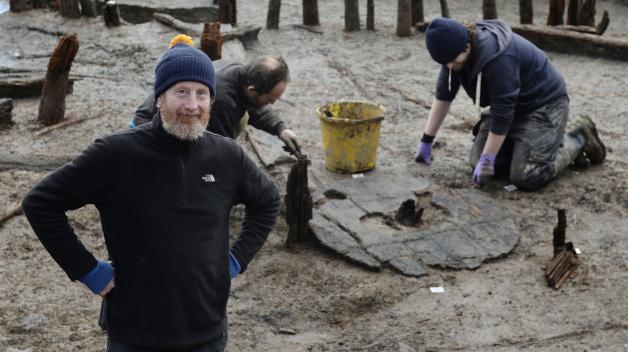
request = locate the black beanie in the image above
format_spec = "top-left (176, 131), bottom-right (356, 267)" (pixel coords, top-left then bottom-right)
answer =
top-left (425, 18), bottom-right (469, 65)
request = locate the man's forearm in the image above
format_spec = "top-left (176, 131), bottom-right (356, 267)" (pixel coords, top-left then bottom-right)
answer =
top-left (424, 98), bottom-right (452, 136)
top-left (482, 132), bottom-right (507, 156)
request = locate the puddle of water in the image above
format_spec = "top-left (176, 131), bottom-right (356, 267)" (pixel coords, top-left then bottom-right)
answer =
top-left (0, 0), bottom-right (9, 15)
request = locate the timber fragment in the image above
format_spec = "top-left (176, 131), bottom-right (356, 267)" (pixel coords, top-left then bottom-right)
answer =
top-left (567, 0), bottom-right (579, 25)
top-left (396, 0), bottom-right (412, 37)
top-left (519, 0), bottom-right (533, 24)
top-left (219, 0), bottom-right (237, 27)
top-left (345, 0), bottom-right (360, 32)
top-left (0, 200), bottom-right (23, 229)
top-left (483, 0), bottom-right (498, 20)
top-left (412, 0), bottom-right (424, 25)
top-left (267, 0), bottom-right (281, 30)
top-left (547, 0), bottom-right (565, 26)
top-left (38, 33), bottom-right (79, 126)
top-left (577, 0), bottom-right (596, 27)
top-left (153, 13), bottom-right (200, 36)
top-left (0, 74), bottom-right (76, 99)
top-left (200, 22), bottom-right (223, 61)
top-left (60, 0), bottom-right (80, 18)
top-left (0, 98), bottom-right (14, 129)
top-left (596, 10), bottom-right (609, 35)
top-left (103, 1), bottom-right (121, 27)
top-left (79, 0), bottom-right (97, 17)
top-left (439, 0), bottom-right (450, 18)
top-left (10, 0), bottom-right (28, 12)
top-left (367, 0), bottom-right (374, 30)
top-left (303, 0), bottom-right (319, 26)
top-left (545, 209), bottom-right (579, 289)
top-left (285, 154), bottom-right (313, 246)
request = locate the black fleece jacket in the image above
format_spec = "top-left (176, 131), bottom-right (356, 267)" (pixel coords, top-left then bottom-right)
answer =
top-left (22, 115), bottom-right (281, 349)
top-left (133, 60), bottom-right (287, 138)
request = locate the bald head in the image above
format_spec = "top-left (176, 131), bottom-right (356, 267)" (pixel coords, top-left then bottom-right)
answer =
top-left (240, 56), bottom-right (290, 95)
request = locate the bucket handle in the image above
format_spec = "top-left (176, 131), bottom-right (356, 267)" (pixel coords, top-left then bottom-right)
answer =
top-left (318, 115), bottom-right (385, 125)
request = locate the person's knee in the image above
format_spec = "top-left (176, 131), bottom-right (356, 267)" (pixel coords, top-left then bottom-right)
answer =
top-left (510, 166), bottom-right (551, 191)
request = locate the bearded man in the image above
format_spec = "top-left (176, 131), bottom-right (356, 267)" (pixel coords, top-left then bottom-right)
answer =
top-left (415, 18), bottom-right (606, 190)
top-left (22, 35), bottom-right (281, 351)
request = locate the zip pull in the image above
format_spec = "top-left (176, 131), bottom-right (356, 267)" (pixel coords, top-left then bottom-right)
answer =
top-left (475, 71), bottom-right (482, 119)
top-left (448, 68), bottom-right (452, 91)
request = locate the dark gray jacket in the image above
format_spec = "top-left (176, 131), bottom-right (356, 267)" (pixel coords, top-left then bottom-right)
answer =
top-left (133, 60), bottom-right (286, 138)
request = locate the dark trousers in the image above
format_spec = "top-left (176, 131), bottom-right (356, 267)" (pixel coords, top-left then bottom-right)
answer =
top-left (470, 95), bottom-right (582, 190)
top-left (106, 332), bottom-right (228, 352)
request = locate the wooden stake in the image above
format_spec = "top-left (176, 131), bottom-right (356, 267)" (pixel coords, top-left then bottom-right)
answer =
top-left (60, 0), bottom-right (80, 18)
top-left (267, 0), bottom-right (281, 30)
top-left (0, 200), bottom-right (23, 229)
top-left (38, 33), bottom-right (79, 126)
top-left (219, 0), bottom-right (237, 27)
top-left (10, 0), bottom-right (28, 12)
top-left (367, 0), bottom-right (374, 30)
top-left (519, 0), bottom-right (533, 24)
top-left (33, 0), bottom-right (45, 8)
top-left (577, 0), bottom-right (595, 27)
top-left (566, 0), bottom-right (580, 25)
top-left (285, 155), bottom-right (313, 246)
top-left (483, 0), bottom-right (498, 20)
top-left (412, 0), bottom-right (424, 25)
top-left (0, 98), bottom-right (14, 129)
top-left (79, 0), bottom-right (97, 17)
top-left (596, 10), bottom-right (609, 35)
top-left (440, 0), bottom-right (450, 18)
top-left (396, 0), bottom-right (412, 37)
top-left (552, 209), bottom-right (566, 256)
top-left (303, 0), bottom-right (320, 26)
top-left (200, 22), bottom-right (223, 61)
top-left (103, 1), bottom-right (121, 27)
top-left (345, 0), bottom-right (360, 32)
top-left (547, 0), bottom-right (565, 26)
top-left (153, 13), bottom-right (200, 36)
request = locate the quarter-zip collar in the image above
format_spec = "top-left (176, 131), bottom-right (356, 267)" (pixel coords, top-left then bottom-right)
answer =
top-left (151, 114), bottom-right (201, 155)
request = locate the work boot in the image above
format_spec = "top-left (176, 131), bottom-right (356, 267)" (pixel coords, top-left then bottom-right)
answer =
top-left (573, 152), bottom-right (589, 169)
top-left (572, 116), bottom-right (606, 164)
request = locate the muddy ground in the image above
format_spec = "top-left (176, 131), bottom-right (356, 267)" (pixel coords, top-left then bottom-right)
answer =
top-left (2, 0), bottom-right (628, 351)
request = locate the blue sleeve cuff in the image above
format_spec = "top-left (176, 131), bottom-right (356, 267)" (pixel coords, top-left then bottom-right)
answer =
top-left (79, 259), bottom-right (114, 295)
top-left (128, 120), bottom-right (136, 129)
top-left (229, 252), bottom-right (242, 279)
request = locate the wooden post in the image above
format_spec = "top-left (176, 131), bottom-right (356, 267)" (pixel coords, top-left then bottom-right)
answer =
top-left (200, 22), bottom-right (222, 61)
top-left (412, 0), bottom-right (424, 25)
top-left (285, 155), bottom-right (313, 246)
top-left (38, 33), bottom-right (79, 126)
top-left (547, 0), bottom-right (565, 26)
top-left (440, 0), bottom-right (450, 18)
top-left (219, 0), bottom-right (237, 27)
top-left (267, 0), bottom-right (281, 29)
top-left (367, 0), bottom-right (374, 30)
top-left (79, 0), bottom-right (97, 17)
top-left (396, 0), bottom-right (412, 37)
top-left (345, 0), bottom-right (360, 32)
top-left (596, 10), bottom-right (609, 35)
top-left (483, 0), bottom-right (498, 20)
top-left (60, 0), bottom-right (81, 18)
top-left (552, 209), bottom-right (566, 256)
top-left (566, 0), bottom-right (580, 25)
top-left (577, 0), bottom-right (596, 27)
top-left (303, 0), bottom-right (319, 26)
top-left (519, 0), bottom-right (533, 24)
top-left (0, 99), bottom-right (14, 130)
top-left (103, 1), bottom-right (121, 27)
top-left (33, 0), bottom-right (46, 8)
top-left (10, 0), bottom-right (28, 12)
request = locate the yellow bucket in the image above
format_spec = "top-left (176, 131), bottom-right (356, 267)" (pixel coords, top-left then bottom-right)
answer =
top-left (316, 101), bottom-right (386, 174)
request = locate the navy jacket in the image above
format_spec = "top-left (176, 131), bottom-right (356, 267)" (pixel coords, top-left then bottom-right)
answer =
top-left (22, 116), bottom-right (281, 349)
top-left (435, 20), bottom-right (567, 135)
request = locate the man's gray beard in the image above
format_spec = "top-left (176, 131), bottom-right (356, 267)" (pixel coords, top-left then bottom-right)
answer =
top-left (160, 105), bottom-right (210, 141)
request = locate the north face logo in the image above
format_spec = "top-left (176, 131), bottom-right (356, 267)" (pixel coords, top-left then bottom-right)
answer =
top-left (202, 174), bottom-right (215, 182)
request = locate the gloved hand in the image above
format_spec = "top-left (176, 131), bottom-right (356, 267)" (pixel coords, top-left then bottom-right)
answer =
top-left (414, 142), bottom-right (432, 165)
top-left (229, 252), bottom-right (242, 280)
top-left (472, 154), bottom-right (496, 187)
top-left (279, 129), bottom-right (302, 154)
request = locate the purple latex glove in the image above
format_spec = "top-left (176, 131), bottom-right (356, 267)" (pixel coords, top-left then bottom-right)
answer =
top-left (414, 142), bottom-right (432, 165)
top-left (472, 154), bottom-right (496, 187)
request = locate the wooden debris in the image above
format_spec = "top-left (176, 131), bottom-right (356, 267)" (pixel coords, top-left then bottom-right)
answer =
top-left (278, 328), bottom-right (297, 335)
top-left (394, 199), bottom-right (424, 227)
top-left (0, 74), bottom-right (76, 99)
top-left (440, 0), bottom-right (450, 18)
top-left (412, 0), bottom-right (424, 26)
top-left (566, 0), bottom-right (579, 26)
top-left (345, 0), bottom-right (360, 32)
top-left (483, 0), bottom-right (498, 20)
top-left (33, 0), bottom-right (45, 8)
top-left (577, 0), bottom-right (596, 27)
top-left (103, 1), bottom-right (121, 27)
top-left (285, 154), bottom-right (313, 246)
top-left (553, 24), bottom-right (597, 34)
top-left (219, 0), bottom-right (237, 27)
top-left (597, 10), bottom-right (609, 35)
top-left (292, 24), bottom-right (323, 34)
top-left (0, 153), bottom-right (74, 171)
top-left (153, 13), bottom-right (199, 36)
top-left (303, 0), bottom-right (319, 26)
top-left (367, 0), bottom-right (374, 30)
top-left (0, 200), bottom-right (23, 229)
top-left (0, 98), bottom-right (14, 130)
top-left (34, 116), bottom-right (90, 137)
top-left (200, 22), bottom-right (223, 61)
top-left (10, 0), bottom-right (28, 12)
top-left (267, 0), bottom-right (281, 30)
top-left (511, 24), bottom-right (628, 61)
top-left (547, 0), bottom-right (565, 26)
top-left (519, 0), bottom-right (533, 24)
top-left (38, 33), bottom-right (79, 126)
top-left (79, 0), bottom-right (97, 17)
top-left (545, 209), bottom-right (579, 289)
top-left (60, 0), bottom-right (81, 18)
top-left (396, 0), bottom-right (412, 37)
